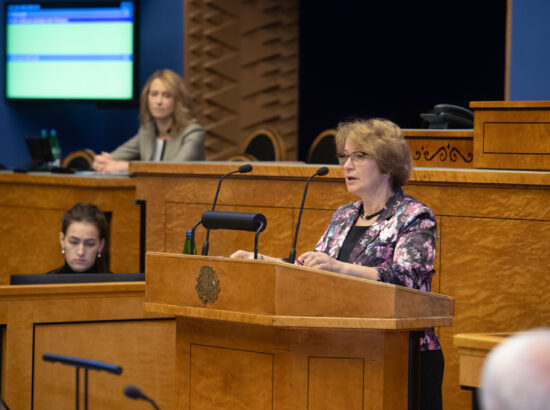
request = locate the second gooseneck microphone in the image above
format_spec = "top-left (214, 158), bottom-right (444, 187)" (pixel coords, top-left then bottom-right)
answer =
top-left (201, 164), bottom-right (253, 256)
top-left (288, 166), bottom-right (329, 264)
top-left (124, 385), bottom-right (160, 410)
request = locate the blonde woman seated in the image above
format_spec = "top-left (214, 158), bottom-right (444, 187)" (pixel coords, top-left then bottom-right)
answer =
top-left (93, 69), bottom-right (204, 173)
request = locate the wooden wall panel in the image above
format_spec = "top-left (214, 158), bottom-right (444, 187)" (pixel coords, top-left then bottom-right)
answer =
top-left (483, 122), bottom-right (550, 153)
top-left (189, 344), bottom-right (273, 409)
top-left (0, 284), bottom-right (174, 410)
top-left (439, 216), bottom-right (550, 410)
top-left (185, 0), bottom-right (299, 160)
top-left (308, 357), bottom-right (364, 410)
top-left (165, 202), bottom-right (295, 257)
top-left (404, 130), bottom-right (474, 169)
top-left (471, 101), bottom-right (550, 170)
top-left (33, 320), bottom-right (175, 409)
top-left (133, 162), bottom-right (550, 410)
top-left (176, 317), bottom-right (409, 410)
top-left (0, 207), bottom-right (61, 276)
top-left (0, 174), bottom-right (140, 283)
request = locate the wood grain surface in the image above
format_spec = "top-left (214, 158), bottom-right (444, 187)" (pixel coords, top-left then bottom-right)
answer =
top-left (0, 172), bottom-right (140, 283)
top-left (0, 283), bottom-right (174, 409)
top-left (133, 162), bottom-right (550, 410)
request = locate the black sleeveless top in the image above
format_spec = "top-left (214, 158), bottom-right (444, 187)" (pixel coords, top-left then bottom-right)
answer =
top-left (337, 225), bottom-right (369, 262)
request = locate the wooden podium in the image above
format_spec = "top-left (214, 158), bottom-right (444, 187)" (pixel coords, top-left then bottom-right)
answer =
top-left (144, 252), bottom-right (454, 410)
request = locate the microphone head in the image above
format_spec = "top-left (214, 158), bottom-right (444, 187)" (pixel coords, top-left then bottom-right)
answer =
top-left (316, 166), bottom-right (329, 176)
top-left (238, 164), bottom-right (253, 173)
top-left (124, 384), bottom-right (144, 400)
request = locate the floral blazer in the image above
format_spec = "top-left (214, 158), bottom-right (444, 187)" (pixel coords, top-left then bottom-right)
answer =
top-left (314, 188), bottom-right (441, 351)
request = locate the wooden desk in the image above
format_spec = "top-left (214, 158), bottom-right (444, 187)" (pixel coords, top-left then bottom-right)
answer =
top-left (145, 253), bottom-right (454, 409)
top-left (470, 100), bottom-right (550, 170)
top-left (0, 282), bottom-right (175, 409)
top-left (454, 333), bottom-right (508, 389)
top-left (454, 333), bottom-right (509, 410)
top-left (0, 172), bottom-right (140, 283)
top-left (132, 162), bottom-right (550, 410)
top-left (404, 129), bottom-right (474, 168)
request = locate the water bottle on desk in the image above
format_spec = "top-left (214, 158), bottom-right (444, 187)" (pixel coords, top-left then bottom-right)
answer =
top-left (49, 129), bottom-right (62, 167)
top-left (182, 230), bottom-right (197, 255)
top-left (39, 129), bottom-right (50, 170)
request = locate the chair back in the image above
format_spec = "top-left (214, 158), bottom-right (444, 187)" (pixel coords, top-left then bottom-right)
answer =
top-left (62, 149), bottom-right (95, 170)
top-left (307, 129), bottom-right (338, 164)
top-left (243, 128), bottom-right (285, 161)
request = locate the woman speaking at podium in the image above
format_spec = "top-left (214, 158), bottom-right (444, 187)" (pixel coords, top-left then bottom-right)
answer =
top-left (232, 118), bottom-right (443, 410)
top-left (93, 69), bottom-right (205, 173)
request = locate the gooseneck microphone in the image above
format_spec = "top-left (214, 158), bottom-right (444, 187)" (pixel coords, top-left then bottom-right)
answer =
top-left (211, 164), bottom-right (253, 212)
top-left (201, 164), bottom-right (253, 256)
top-left (124, 385), bottom-right (160, 410)
top-left (201, 211), bottom-right (267, 259)
top-left (288, 166), bottom-right (329, 264)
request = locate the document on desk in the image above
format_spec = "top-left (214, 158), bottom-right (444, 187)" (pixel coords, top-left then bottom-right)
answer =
top-left (74, 171), bottom-right (132, 177)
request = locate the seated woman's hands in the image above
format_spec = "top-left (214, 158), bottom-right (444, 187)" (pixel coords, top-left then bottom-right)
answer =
top-left (92, 152), bottom-right (129, 174)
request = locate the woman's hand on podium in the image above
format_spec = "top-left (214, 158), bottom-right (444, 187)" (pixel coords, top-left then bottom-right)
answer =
top-left (231, 250), bottom-right (282, 262)
top-left (298, 251), bottom-right (378, 280)
top-left (297, 251), bottom-right (342, 272)
top-left (230, 250), bottom-right (255, 259)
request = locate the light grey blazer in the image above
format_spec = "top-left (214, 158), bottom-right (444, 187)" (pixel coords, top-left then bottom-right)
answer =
top-left (111, 122), bottom-right (205, 162)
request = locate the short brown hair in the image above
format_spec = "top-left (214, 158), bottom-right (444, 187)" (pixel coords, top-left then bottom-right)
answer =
top-left (139, 69), bottom-right (196, 136)
top-left (335, 118), bottom-right (413, 188)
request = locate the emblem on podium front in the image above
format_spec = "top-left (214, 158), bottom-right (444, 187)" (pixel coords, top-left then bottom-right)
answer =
top-left (195, 265), bottom-right (220, 304)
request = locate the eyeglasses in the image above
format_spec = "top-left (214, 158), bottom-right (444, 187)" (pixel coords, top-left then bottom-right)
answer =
top-left (337, 151), bottom-right (369, 166)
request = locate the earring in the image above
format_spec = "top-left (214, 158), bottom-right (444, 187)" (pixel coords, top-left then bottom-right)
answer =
top-left (97, 252), bottom-right (101, 259)
top-left (61, 248), bottom-right (65, 255)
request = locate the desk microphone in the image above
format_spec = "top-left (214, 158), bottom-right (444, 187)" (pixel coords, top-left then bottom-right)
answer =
top-left (287, 166), bottom-right (329, 264)
top-left (124, 385), bottom-right (160, 410)
top-left (201, 164), bottom-right (253, 255)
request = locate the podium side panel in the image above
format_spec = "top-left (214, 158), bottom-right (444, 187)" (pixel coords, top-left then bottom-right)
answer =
top-left (176, 318), bottom-right (409, 410)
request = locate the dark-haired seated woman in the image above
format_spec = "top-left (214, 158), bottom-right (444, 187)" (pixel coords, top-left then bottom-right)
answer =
top-left (48, 203), bottom-right (110, 273)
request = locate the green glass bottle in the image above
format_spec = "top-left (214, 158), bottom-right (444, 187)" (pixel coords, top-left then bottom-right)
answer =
top-left (183, 230), bottom-right (197, 255)
top-left (40, 129), bottom-right (50, 170)
top-left (49, 129), bottom-right (62, 167)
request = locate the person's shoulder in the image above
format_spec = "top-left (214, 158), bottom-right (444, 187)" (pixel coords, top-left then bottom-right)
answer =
top-left (46, 265), bottom-right (68, 274)
top-left (180, 122), bottom-right (205, 136)
top-left (124, 123), bottom-right (154, 146)
top-left (136, 122), bottom-right (155, 135)
top-left (395, 190), bottom-right (435, 217)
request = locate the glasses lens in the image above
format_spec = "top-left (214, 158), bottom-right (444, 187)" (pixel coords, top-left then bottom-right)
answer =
top-left (351, 152), bottom-right (366, 163)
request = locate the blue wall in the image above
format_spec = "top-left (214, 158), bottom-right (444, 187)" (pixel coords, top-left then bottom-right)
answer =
top-left (1, 1), bottom-right (548, 167)
top-left (0, 0), bottom-right (183, 169)
top-left (510, 0), bottom-right (550, 100)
